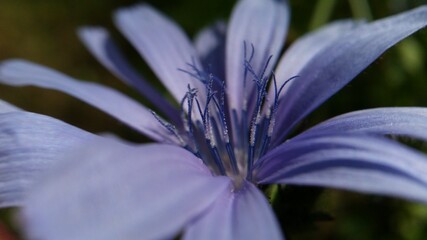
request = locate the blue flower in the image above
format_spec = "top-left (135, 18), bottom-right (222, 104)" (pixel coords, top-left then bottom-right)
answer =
top-left (1, 0), bottom-right (427, 239)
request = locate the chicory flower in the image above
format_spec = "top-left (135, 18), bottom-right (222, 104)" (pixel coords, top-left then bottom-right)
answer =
top-left (1, 0), bottom-right (427, 239)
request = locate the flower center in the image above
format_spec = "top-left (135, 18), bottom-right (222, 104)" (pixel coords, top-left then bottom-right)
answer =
top-left (153, 44), bottom-right (295, 189)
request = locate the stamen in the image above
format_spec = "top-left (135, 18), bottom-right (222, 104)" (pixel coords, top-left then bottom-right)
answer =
top-left (231, 42), bottom-right (256, 173)
top-left (256, 74), bottom-right (298, 168)
top-left (182, 64), bottom-right (240, 175)
top-left (242, 41), bottom-right (255, 91)
top-left (152, 43), bottom-right (297, 184)
top-left (181, 85), bottom-right (202, 158)
top-left (244, 55), bottom-right (274, 180)
top-left (212, 92), bottom-right (239, 174)
top-left (150, 110), bottom-right (187, 148)
top-left (178, 57), bottom-right (208, 84)
top-left (203, 103), bottom-right (226, 175)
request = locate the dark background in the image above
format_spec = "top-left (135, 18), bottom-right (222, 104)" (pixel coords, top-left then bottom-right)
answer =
top-left (1, 0), bottom-right (427, 239)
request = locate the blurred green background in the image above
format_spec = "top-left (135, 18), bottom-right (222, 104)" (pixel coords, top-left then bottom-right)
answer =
top-left (1, 0), bottom-right (427, 239)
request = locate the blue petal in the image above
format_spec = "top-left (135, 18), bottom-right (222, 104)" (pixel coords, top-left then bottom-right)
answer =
top-left (0, 99), bottom-right (21, 113)
top-left (77, 26), bottom-right (181, 124)
top-left (268, 20), bottom-right (365, 101)
top-left (184, 181), bottom-right (283, 240)
top-left (272, 5), bottom-right (427, 145)
top-left (114, 4), bottom-right (206, 103)
top-left (257, 134), bottom-right (427, 203)
top-left (298, 107), bottom-right (427, 141)
top-left (226, 0), bottom-right (289, 116)
top-left (23, 139), bottom-right (231, 240)
top-left (0, 60), bottom-right (173, 142)
top-left (0, 111), bottom-right (95, 207)
top-left (194, 21), bottom-right (227, 81)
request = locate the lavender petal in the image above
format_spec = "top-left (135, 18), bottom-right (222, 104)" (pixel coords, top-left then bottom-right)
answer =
top-left (273, 5), bottom-right (427, 144)
top-left (298, 107), bottom-right (427, 141)
top-left (268, 20), bottom-right (365, 101)
top-left (0, 59), bottom-right (173, 142)
top-left (23, 139), bottom-right (231, 240)
top-left (258, 134), bottom-right (427, 204)
top-left (226, 0), bottom-right (289, 116)
top-left (78, 26), bottom-right (181, 124)
top-left (0, 111), bottom-right (95, 207)
top-left (114, 4), bottom-right (206, 103)
top-left (184, 181), bottom-right (282, 240)
top-left (0, 99), bottom-right (21, 113)
top-left (194, 21), bottom-right (227, 81)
